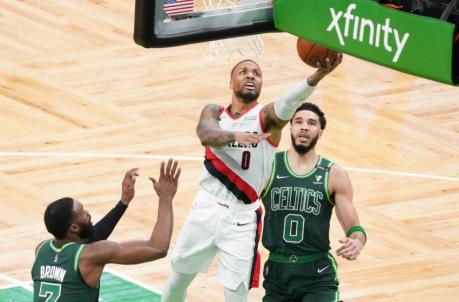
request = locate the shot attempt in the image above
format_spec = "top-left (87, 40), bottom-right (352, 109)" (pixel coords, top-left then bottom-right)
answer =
top-left (162, 53), bottom-right (342, 302)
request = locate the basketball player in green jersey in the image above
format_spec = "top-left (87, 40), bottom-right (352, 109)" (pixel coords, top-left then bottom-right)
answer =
top-left (32, 159), bottom-right (180, 302)
top-left (261, 103), bottom-right (366, 302)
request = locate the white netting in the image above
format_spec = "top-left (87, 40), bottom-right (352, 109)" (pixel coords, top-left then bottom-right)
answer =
top-left (201, 0), bottom-right (265, 63)
top-left (204, 35), bottom-right (265, 62)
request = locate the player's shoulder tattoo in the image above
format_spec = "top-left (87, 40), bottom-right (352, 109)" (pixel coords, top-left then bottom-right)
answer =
top-left (202, 104), bottom-right (223, 117)
top-left (262, 102), bottom-right (286, 129)
top-left (262, 102), bottom-right (274, 113)
top-left (198, 104), bottom-right (223, 133)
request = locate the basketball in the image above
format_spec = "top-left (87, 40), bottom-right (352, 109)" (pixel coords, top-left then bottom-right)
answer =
top-left (296, 38), bottom-right (340, 68)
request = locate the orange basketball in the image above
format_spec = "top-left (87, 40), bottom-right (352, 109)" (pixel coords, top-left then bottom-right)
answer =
top-left (296, 38), bottom-right (340, 68)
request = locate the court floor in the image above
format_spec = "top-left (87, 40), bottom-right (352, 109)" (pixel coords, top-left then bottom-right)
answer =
top-left (0, 269), bottom-right (162, 302)
top-left (0, 1), bottom-right (458, 301)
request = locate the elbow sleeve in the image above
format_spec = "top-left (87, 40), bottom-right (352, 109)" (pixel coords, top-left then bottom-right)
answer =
top-left (274, 81), bottom-right (315, 121)
top-left (90, 201), bottom-right (128, 242)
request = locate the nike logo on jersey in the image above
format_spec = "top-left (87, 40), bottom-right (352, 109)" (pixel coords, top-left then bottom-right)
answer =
top-left (317, 265), bottom-right (329, 274)
top-left (237, 222), bottom-right (251, 226)
top-left (276, 175), bottom-right (289, 179)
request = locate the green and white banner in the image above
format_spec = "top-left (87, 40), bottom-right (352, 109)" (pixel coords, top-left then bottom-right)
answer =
top-left (274, 0), bottom-right (457, 85)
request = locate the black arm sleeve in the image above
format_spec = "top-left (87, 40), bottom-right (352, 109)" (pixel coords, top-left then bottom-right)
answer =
top-left (88, 201), bottom-right (128, 243)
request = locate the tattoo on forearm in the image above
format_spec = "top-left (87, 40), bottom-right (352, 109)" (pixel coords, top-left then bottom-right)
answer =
top-left (196, 104), bottom-right (235, 147)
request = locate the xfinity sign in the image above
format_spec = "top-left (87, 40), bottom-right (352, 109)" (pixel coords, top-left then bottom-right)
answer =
top-left (274, 0), bottom-right (457, 85)
top-left (327, 3), bottom-right (410, 63)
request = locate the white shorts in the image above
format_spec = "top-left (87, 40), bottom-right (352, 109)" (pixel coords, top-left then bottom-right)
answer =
top-left (171, 189), bottom-right (262, 290)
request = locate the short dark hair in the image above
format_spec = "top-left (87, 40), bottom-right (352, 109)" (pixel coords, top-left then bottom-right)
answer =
top-left (291, 102), bottom-right (327, 130)
top-left (230, 59), bottom-right (261, 77)
top-left (44, 197), bottom-right (75, 239)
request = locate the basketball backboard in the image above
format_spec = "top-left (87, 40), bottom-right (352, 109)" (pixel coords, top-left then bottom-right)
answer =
top-left (134, 0), bottom-right (275, 47)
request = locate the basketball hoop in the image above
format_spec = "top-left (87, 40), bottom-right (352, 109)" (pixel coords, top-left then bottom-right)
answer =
top-left (200, 0), bottom-right (265, 63)
top-left (204, 34), bottom-right (265, 63)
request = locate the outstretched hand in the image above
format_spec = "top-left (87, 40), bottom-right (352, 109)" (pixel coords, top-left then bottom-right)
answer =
top-left (120, 168), bottom-right (139, 205)
top-left (234, 132), bottom-right (270, 148)
top-left (149, 159), bottom-right (181, 202)
top-left (307, 53), bottom-right (343, 86)
top-left (336, 236), bottom-right (363, 261)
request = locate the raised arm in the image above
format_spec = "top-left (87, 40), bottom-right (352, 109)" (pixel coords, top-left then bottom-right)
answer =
top-left (196, 103), bottom-right (268, 148)
top-left (261, 53), bottom-right (343, 145)
top-left (79, 160), bottom-right (181, 287)
top-left (330, 165), bottom-right (366, 261)
top-left (88, 168), bottom-right (139, 242)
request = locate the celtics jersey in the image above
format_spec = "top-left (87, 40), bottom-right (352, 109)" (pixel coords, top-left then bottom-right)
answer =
top-left (31, 240), bottom-right (99, 302)
top-left (262, 151), bottom-right (335, 255)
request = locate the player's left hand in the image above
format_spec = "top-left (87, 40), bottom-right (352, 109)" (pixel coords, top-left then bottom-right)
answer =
top-left (336, 237), bottom-right (363, 261)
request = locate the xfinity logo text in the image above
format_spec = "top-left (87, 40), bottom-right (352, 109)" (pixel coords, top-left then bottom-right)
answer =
top-left (327, 3), bottom-right (410, 63)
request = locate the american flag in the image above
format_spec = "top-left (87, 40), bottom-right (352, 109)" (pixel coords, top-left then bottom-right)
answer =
top-left (163, 0), bottom-right (194, 16)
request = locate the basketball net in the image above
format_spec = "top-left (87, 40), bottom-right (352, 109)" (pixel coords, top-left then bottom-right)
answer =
top-left (201, 0), bottom-right (265, 63)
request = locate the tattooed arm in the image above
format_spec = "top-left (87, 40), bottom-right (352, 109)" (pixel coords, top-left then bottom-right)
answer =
top-left (196, 104), bottom-right (267, 148)
top-left (259, 103), bottom-right (289, 146)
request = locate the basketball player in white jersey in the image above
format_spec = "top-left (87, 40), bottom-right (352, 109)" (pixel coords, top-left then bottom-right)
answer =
top-left (162, 55), bottom-right (342, 302)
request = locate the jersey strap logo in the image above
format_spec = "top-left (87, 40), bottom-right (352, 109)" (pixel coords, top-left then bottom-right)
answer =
top-left (313, 175), bottom-right (323, 184)
top-left (276, 175), bottom-right (289, 179)
top-left (244, 115), bottom-right (257, 121)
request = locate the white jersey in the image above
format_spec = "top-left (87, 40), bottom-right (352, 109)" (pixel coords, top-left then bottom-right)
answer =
top-left (199, 102), bottom-right (277, 205)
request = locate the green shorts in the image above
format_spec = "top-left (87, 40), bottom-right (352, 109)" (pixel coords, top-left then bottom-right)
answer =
top-left (262, 252), bottom-right (339, 302)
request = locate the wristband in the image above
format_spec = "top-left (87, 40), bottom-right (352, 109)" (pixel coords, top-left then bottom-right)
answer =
top-left (118, 200), bottom-right (129, 208)
top-left (346, 225), bottom-right (367, 243)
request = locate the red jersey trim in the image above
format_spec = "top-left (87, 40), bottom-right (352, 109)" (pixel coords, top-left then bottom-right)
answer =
top-left (204, 147), bottom-right (259, 204)
top-left (217, 106), bottom-right (225, 118)
top-left (249, 207), bottom-right (263, 289)
top-left (225, 102), bottom-right (259, 120)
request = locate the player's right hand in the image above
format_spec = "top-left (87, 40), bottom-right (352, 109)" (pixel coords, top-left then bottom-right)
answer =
top-left (307, 53), bottom-right (343, 86)
top-left (234, 132), bottom-right (270, 148)
top-left (120, 168), bottom-right (139, 205)
top-left (149, 159), bottom-right (181, 202)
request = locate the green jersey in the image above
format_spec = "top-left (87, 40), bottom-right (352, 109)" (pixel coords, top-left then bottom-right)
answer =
top-left (31, 240), bottom-right (99, 302)
top-left (262, 151), bottom-right (335, 255)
